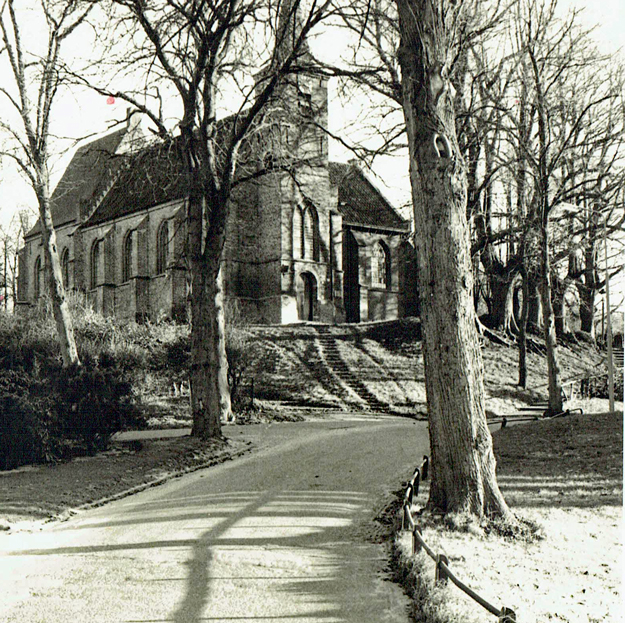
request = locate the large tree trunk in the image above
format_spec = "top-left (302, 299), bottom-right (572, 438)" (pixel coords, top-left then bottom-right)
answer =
top-left (395, 0), bottom-right (513, 520)
top-left (518, 265), bottom-right (529, 388)
top-left (189, 259), bottom-right (231, 439)
top-left (184, 130), bottom-right (232, 439)
top-left (36, 174), bottom-right (80, 367)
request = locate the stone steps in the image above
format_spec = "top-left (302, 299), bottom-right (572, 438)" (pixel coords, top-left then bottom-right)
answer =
top-left (314, 326), bottom-right (392, 413)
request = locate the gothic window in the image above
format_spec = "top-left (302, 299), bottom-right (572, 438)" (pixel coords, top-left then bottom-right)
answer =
top-left (90, 239), bottom-right (100, 289)
top-left (371, 241), bottom-right (390, 289)
top-left (122, 231), bottom-right (133, 282)
top-left (156, 220), bottom-right (169, 275)
top-left (302, 204), bottom-right (319, 261)
top-left (61, 248), bottom-right (70, 289)
top-left (33, 256), bottom-right (41, 299)
top-left (298, 90), bottom-right (313, 117)
top-left (293, 206), bottom-right (303, 259)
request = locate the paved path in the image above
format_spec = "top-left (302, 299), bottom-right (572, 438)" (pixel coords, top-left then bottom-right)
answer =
top-left (1, 417), bottom-right (428, 623)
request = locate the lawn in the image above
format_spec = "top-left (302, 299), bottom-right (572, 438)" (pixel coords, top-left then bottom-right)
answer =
top-left (395, 409), bottom-right (623, 623)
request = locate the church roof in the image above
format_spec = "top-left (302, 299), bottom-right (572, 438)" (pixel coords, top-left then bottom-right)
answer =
top-left (329, 162), bottom-right (409, 232)
top-left (27, 128), bottom-right (409, 235)
top-left (82, 139), bottom-right (187, 228)
top-left (25, 127), bottom-right (127, 238)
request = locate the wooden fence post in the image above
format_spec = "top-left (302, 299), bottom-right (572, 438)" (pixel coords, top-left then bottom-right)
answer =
top-left (435, 554), bottom-right (449, 583)
top-left (412, 525), bottom-right (422, 554)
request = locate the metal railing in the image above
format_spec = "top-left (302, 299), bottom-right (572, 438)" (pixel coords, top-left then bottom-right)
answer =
top-left (401, 456), bottom-right (517, 623)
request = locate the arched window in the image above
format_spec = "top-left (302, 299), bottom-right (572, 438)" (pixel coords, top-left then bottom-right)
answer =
top-left (302, 204), bottom-right (319, 261)
top-left (61, 248), bottom-right (70, 289)
top-left (293, 206), bottom-right (303, 259)
top-left (156, 220), bottom-right (169, 275)
top-left (33, 256), bottom-right (42, 299)
top-left (90, 239), bottom-right (100, 289)
top-left (371, 241), bottom-right (390, 288)
top-left (122, 231), bottom-right (133, 282)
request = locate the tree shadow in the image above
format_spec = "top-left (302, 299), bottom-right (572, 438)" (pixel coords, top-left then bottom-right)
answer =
top-left (496, 474), bottom-right (623, 508)
top-left (9, 489), bottom-right (403, 623)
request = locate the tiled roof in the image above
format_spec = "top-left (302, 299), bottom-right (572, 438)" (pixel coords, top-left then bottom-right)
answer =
top-left (329, 162), bottom-right (408, 231)
top-left (82, 140), bottom-right (187, 228)
top-left (25, 128), bottom-right (127, 237)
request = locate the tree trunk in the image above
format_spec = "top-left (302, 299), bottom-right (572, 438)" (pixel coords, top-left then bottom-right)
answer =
top-left (395, 0), bottom-right (513, 520)
top-left (183, 130), bottom-right (232, 439)
top-left (36, 176), bottom-right (80, 367)
top-left (577, 282), bottom-right (596, 336)
top-left (518, 266), bottom-right (529, 388)
top-left (189, 259), bottom-right (231, 439)
top-left (539, 226), bottom-right (563, 414)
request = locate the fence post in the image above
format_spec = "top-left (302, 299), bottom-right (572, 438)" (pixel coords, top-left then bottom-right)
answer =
top-left (412, 468), bottom-right (420, 497)
top-left (404, 483), bottom-right (413, 504)
top-left (402, 503), bottom-right (410, 531)
top-left (422, 455), bottom-right (429, 480)
top-left (499, 607), bottom-right (516, 622)
top-left (412, 525), bottom-right (422, 554)
top-left (435, 554), bottom-right (449, 583)
top-left (250, 378), bottom-right (255, 408)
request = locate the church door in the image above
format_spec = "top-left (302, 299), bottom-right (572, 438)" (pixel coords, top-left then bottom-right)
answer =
top-left (300, 272), bottom-right (317, 321)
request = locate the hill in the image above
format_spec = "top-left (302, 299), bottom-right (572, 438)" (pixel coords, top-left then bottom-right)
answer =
top-left (145, 319), bottom-right (615, 427)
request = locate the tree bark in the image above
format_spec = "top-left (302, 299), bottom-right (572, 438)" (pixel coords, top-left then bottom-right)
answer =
top-left (518, 265), bottom-right (529, 388)
top-left (36, 173), bottom-right (80, 367)
top-left (189, 259), bottom-right (231, 439)
top-left (395, 0), bottom-right (513, 520)
top-left (539, 223), bottom-right (563, 414)
top-left (183, 128), bottom-right (232, 439)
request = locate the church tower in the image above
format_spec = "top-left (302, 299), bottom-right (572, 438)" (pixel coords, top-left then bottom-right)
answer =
top-left (227, 0), bottom-right (343, 324)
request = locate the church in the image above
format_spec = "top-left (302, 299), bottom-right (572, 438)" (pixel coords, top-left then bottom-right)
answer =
top-left (18, 45), bottom-right (418, 325)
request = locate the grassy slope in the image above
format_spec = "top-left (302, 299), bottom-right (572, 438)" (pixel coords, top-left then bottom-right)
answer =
top-left (143, 319), bottom-right (613, 428)
top-left (237, 320), bottom-right (608, 415)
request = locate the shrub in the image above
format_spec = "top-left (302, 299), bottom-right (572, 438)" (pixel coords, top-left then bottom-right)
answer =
top-left (0, 371), bottom-right (58, 470)
top-left (48, 355), bottom-right (146, 454)
top-left (0, 310), bottom-right (146, 470)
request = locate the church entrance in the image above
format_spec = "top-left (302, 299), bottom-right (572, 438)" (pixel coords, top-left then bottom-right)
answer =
top-left (299, 272), bottom-right (317, 321)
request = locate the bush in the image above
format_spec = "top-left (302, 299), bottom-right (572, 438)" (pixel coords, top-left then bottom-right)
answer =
top-left (0, 311), bottom-right (146, 470)
top-left (0, 371), bottom-right (58, 470)
top-left (49, 355), bottom-right (146, 453)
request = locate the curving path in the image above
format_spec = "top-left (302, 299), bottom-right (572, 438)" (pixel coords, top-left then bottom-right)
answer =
top-left (0, 416), bottom-right (429, 623)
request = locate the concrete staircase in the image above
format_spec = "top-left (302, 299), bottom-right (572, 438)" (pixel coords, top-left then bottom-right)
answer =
top-left (314, 326), bottom-right (392, 413)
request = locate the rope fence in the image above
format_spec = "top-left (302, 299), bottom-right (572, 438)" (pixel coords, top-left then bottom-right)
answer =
top-left (401, 456), bottom-right (517, 623)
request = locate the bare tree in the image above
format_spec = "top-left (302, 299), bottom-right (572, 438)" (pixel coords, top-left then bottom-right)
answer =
top-left (393, 0), bottom-right (514, 520)
top-left (0, 0), bottom-right (90, 365)
top-left (83, 0), bottom-right (330, 438)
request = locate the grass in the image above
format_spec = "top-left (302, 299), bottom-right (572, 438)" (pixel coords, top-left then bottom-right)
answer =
top-left (395, 410), bottom-right (623, 623)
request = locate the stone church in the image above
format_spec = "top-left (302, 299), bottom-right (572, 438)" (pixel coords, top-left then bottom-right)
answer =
top-left (18, 45), bottom-right (417, 325)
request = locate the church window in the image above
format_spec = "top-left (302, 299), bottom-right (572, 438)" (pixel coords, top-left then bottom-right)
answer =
top-left (122, 231), bottom-right (133, 282)
top-left (371, 241), bottom-right (390, 288)
top-left (293, 206), bottom-right (303, 259)
top-left (156, 220), bottom-right (169, 275)
top-left (33, 256), bottom-right (42, 299)
top-left (302, 204), bottom-right (319, 261)
top-left (298, 91), bottom-right (313, 117)
top-left (61, 248), bottom-right (70, 289)
top-left (90, 239), bottom-right (100, 289)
